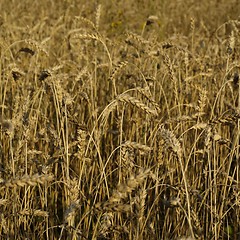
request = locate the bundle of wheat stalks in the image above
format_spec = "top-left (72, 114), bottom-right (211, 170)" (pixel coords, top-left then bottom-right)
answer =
top-left (0, 0), bottom-right (239, 239)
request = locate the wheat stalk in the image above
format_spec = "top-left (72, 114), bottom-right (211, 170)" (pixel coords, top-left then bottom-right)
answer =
top-left (117, 94), bottom-right (158, 116)
top-left (0, 174), bottom-right (54, 188)
top-left (19, 209), bottom-right (49, 217)
top-left (159, 125), bottom-right (182, 159)
top-left (122, 141), bottom-right (152, 153)
top-left (95, 4), bottom-right (101, 31)
top-left (95, 168), bottom-right (150, 212)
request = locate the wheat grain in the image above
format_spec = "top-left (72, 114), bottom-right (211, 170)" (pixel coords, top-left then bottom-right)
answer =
top-left (109, 61), bottom-right (128, 82)
top-left (0, 174), bottom-right (54, 188)
top-left (98, 212), bottom-right (113, 237)
top-left (122, 141), bottom-right (152, 153)
top-left (95, 4), bottom-right (101, 31)
top-left (19, 209), bottom-right (49, 217)
top-left (107, 169), bottom-right (149, 204)
top-left (160, 126), bottom-right (183, 159)
top-left (120, 144), bottom-right (135, 175)
top-left (117, 94), bottom-right (158, 116)
top-left (95, 169), bottom-right (150, 213)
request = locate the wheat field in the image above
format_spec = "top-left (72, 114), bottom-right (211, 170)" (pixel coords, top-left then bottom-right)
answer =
top-left (0, 0), bottom-right (239, 239)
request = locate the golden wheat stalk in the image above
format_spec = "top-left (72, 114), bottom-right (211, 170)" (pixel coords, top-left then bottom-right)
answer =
top-left (159, 125), bottom-right (182, 159)
top-left (95, 169), bottom-right (150, 212)
top-left (107, 168), bottom-right (150, 205)
top-left (95, 4), bottom-right (102, 30)
top-left (19, 209), bottom-right (49, 217)
top-left (98, 211), bottom-right (114, 237)
top-left (117, 94), bottom-right (158, 116)
top-left (122, 141), bottom-right (152, 153)
top-left (73, 33), bottom-right (101, 41)
top-left (109, 61), bottom-right (128, 82)
top-left (0, 174), bottom-right (54, 188)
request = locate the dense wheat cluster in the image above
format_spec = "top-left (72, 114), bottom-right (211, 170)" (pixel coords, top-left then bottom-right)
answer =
top-left (0, 0), bottom-right (240, 239)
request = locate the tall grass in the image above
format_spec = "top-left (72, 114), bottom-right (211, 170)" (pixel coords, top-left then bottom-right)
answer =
top-left (0, 0), bottom-right (239, 239)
